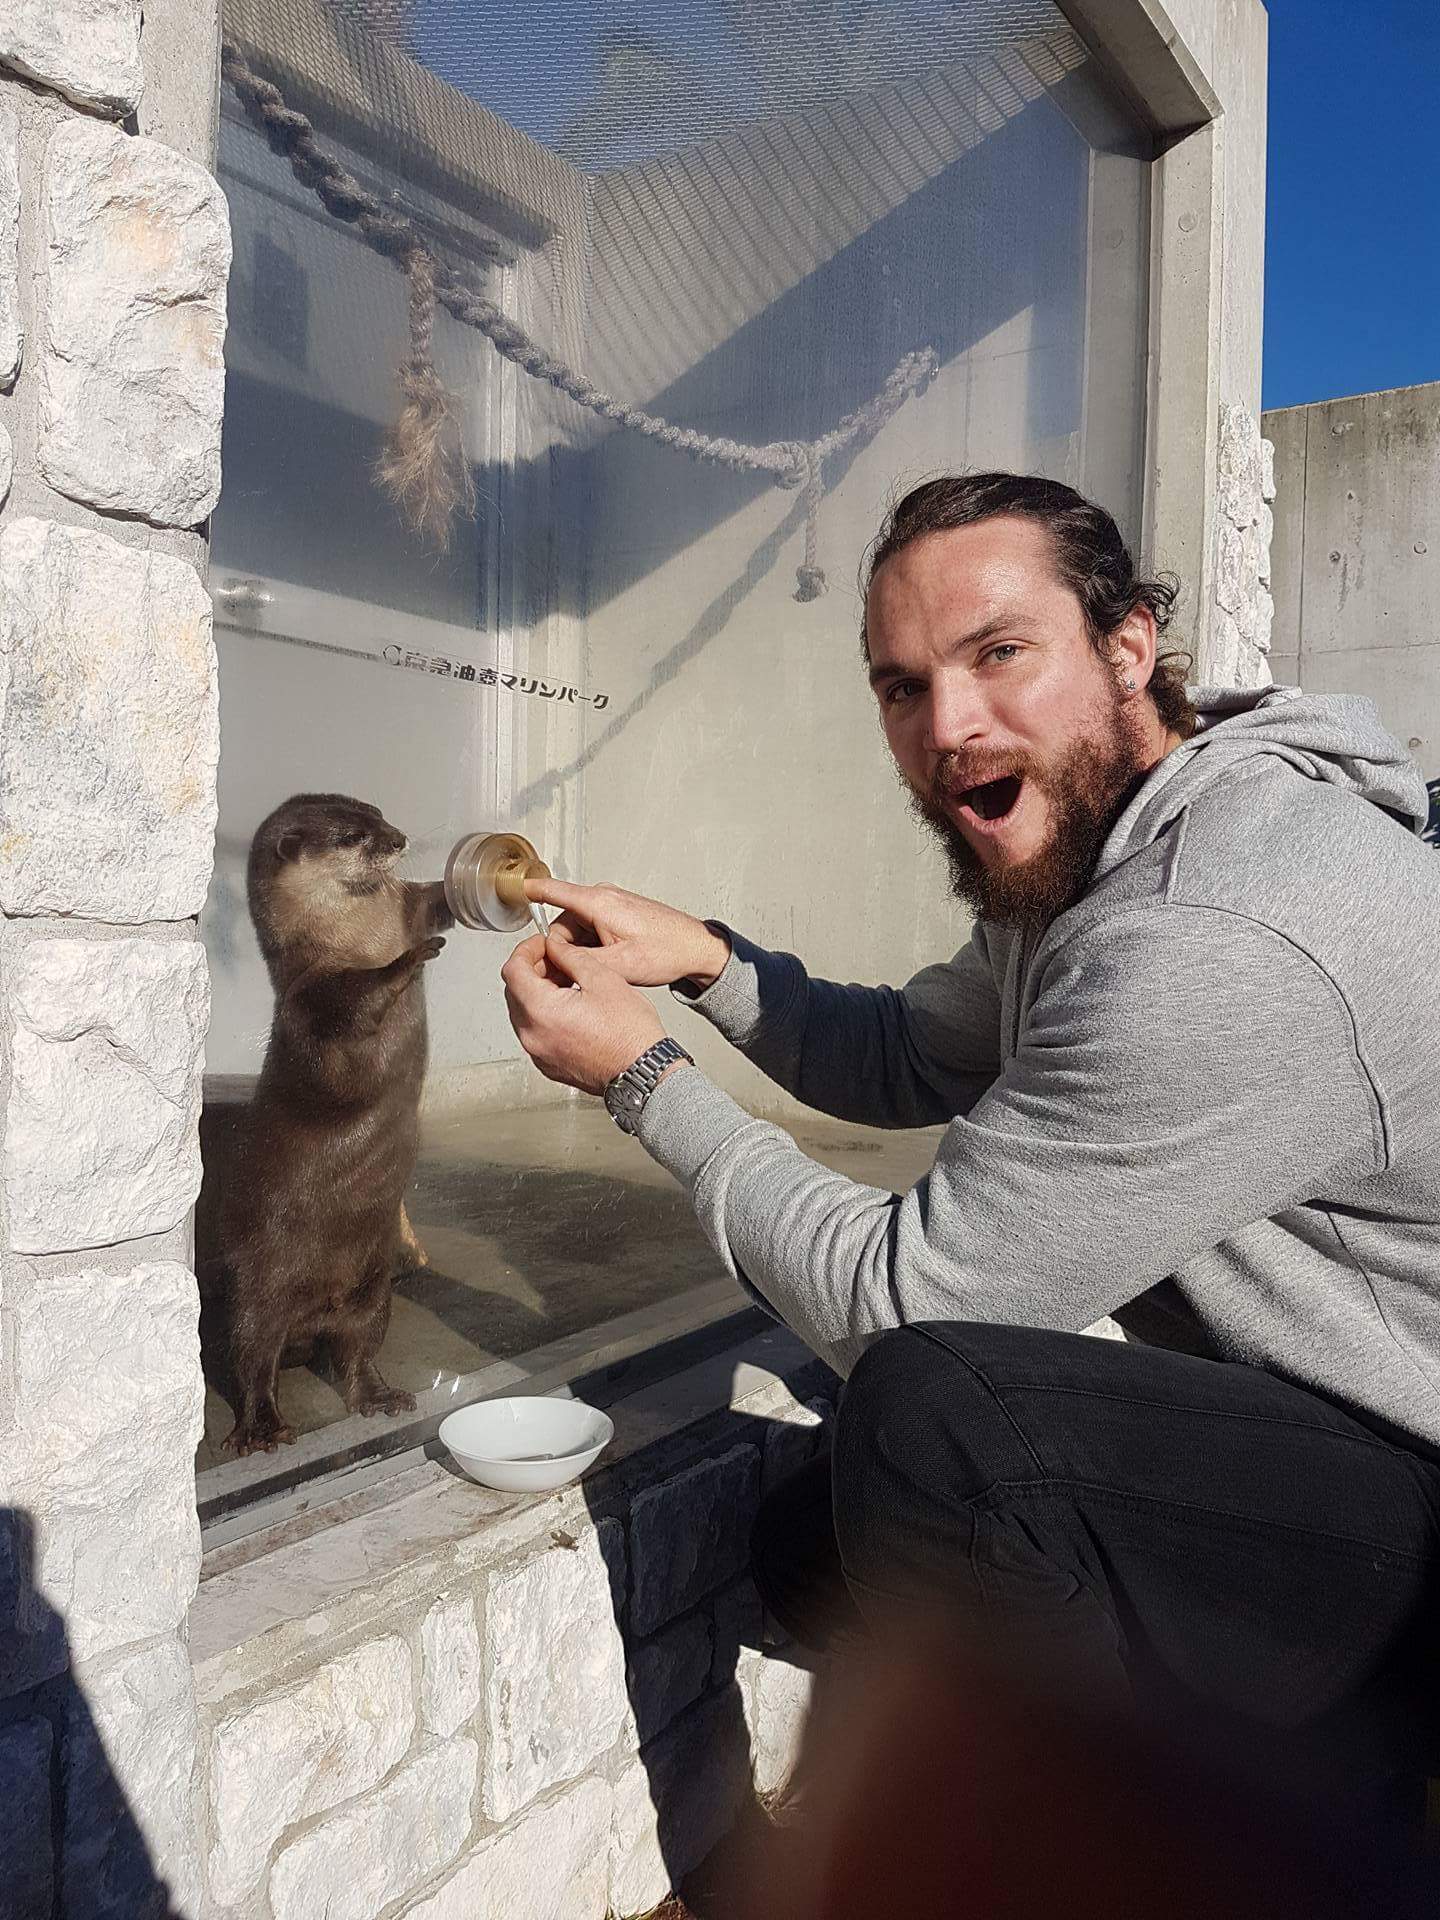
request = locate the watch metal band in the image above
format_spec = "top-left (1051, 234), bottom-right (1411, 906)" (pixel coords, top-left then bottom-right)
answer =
top-left (604, 1036), bottom-right (694, 1133)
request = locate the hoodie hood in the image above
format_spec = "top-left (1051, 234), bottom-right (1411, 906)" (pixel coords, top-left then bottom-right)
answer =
top-left (1093, 684), bottom-right (1430, 882)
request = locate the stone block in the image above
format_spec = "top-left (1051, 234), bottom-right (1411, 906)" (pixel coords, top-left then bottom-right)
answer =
top-left (9, 1264), bottom-right (202, 1666)
top-left (420, 1594), bottom-right (482, 1738)
top-left (4, 940), bottom-right (208, 1253)
top-left (628, 1611), bottom-right (714, 1745)
top-left (41, 120), bottom-right (229, 525)
top-left (1083, 1315), bottom-right (1128, 1342)
top-left (1254, 587), bottom-right (1275, 655)
top-left (0, 0), bottom-right (142, 115)
top-left (761, 1393), bottom-right (830, 1496)
top-left (739, 1648), bottom-right (815, 1796)
top-left (0, 517), bottom-right (219, 921)
top-left (1209, 608), bottom-right (1245, 689)
top-left (0, 100), bottom-right (19, 385)
top-left (269, 1735), bottom-right (477, 1920)
top-left (0, 1717), bottom-right (54, 1919)
top-left (711, 1578), bottom-right (765, 1688)
top-left (1216, 519), bottom-right (1247, 619)
top-left (208, 1634), bottom-right (416, 1909)
top-left (1235, 643), bottom-right (1273, 693)
top-left (629, 1445), bottom-right (761, 1637)
top-left (1217, 401), bottom-right (1263, 530)
top-left (480, 1523), bottom-right (628, 1822)
top-left (61, 1637), bottom-right (204, 1920)
top-left (400, 1778), bottom-right (611, 1920)
top-left (610, 1691), bottom-right (754, 1918)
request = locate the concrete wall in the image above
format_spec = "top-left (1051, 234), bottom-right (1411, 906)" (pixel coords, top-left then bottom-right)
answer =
top-left (201, 53), bottom-right (595, 1085)
top-left (1078, 0), bottom-right (1271, 686)
top-left (575, 26), bottom-right (1152, 1115)
top-left (1265, 381), bottom-right (1440, 794)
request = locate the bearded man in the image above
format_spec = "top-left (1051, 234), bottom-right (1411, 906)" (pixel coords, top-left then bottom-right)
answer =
top-left (502, 474), bottom-right (1440, 1807)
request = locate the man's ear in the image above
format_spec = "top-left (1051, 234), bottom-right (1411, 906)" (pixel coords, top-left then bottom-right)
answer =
top-left (276, 829), bottom-right (304, 862)
top-left (1111, 605), bottom-right (1158, 692)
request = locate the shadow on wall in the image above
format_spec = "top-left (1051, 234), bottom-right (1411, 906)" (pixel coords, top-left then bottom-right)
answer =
top-left (1425, 778), bottom-right (1439, 846)
top-left (0, 1510), bottom-right (184, 1920)
top-left (576, 1384), bottom-right (834, 1915)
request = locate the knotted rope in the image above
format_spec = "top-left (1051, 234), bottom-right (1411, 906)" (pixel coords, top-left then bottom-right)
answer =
top-left (222, 43), bottom-right (936, 596)
top-left (373, 246), bottom-right (478, 548)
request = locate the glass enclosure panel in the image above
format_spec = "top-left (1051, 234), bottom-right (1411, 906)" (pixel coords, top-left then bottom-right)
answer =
top-left (199, 0), bottom-right (1151, 1518)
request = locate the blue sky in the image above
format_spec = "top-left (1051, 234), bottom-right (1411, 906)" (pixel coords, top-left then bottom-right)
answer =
top-left (1263, 0), bottom-right (1440, 410)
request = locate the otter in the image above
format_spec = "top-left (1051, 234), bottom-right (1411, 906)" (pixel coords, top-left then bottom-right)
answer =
top-left (217, 793), bottom-right (452, 1455)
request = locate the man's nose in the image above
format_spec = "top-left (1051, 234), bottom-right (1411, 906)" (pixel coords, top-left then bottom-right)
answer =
top-left (924, 677), bottom-right (988, 756)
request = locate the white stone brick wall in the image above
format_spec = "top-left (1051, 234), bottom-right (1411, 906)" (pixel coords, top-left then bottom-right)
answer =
top-left (0, 12), bottom-right (835, 1912)
top-left (189, 1373), bottom-right (832, 1919)
top-left (1212, 401), bottom-right (1277, 689)
top-left (0, 2), bottom-right (228, 1913)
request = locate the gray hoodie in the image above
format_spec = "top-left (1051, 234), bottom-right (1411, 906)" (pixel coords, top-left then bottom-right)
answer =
top-left (635, 686), bottom-right (1440, 1448)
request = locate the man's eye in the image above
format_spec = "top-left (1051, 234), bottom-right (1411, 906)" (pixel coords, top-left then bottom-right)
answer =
top-left (983, 644), bottom-right (1021, 665)
top-left (884, 680), bottom-right (921, 704)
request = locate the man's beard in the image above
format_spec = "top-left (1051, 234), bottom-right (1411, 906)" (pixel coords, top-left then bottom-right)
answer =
top-left (908, 697), bottom-right (1150, 932)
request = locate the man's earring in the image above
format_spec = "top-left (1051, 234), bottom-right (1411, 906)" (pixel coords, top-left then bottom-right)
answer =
top-left (1125, 677), bottom-right (1137, 691)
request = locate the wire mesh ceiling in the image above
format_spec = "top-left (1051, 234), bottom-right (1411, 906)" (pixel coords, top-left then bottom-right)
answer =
top-left (326, 0), bottom-right (1074, 171)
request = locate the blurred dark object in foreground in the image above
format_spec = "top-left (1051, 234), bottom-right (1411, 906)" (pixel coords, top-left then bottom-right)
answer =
top-left (711, 1647), bottom-right (1440, 1920)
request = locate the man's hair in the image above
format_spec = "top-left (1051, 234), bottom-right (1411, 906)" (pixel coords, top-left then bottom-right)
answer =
top-left (861, 473), bottom-right (1197, 740)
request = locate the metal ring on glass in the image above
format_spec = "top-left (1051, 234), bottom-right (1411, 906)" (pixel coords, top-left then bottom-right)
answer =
top-left (444, 831), bottom-right (552, 933)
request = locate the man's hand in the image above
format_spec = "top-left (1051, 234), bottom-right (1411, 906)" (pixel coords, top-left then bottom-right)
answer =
top-left (522, 878), bottom-right (731, 991)
top-left (502, 930), bottom-right (670, 1097)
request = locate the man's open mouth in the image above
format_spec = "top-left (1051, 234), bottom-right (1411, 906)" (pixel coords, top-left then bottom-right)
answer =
top-left (953, 774), bottom-right (1024, 825)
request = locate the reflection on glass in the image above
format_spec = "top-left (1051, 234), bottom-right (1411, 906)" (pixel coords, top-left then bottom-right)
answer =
top-left (199, 0), bottom-right (1151, 1512)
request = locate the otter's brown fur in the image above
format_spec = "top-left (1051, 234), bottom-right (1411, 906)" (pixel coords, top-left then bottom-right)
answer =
top-left (218, 793), bottom-right (451, 1455)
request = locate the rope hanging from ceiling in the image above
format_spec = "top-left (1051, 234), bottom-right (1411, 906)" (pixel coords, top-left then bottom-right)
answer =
top-left (221, 43), bottom-right (936, 599)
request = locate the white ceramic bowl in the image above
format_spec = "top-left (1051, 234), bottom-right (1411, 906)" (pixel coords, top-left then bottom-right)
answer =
top-left (438, 1395), bottom-right (614, 1493)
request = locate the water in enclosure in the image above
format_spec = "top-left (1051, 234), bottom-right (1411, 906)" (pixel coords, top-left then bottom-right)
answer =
top-left (198, 0), bottom-right (1152, 1523)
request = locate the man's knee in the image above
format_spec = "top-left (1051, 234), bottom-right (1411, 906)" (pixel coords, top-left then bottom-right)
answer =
top-left (834, 1322), bottom-right (1045, 1531)
top-left (838, 1321), bottom-right (1000, 1456)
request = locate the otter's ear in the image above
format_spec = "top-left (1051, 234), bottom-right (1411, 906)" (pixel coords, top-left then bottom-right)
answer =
top-left (275, 829), bottom-right (304, 863)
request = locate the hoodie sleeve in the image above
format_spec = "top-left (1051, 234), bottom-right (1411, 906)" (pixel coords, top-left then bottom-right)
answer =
top-left (669, 920), bottom-right (1004, 1129)
top-left (637, 904), bottom-right (1384, 1377)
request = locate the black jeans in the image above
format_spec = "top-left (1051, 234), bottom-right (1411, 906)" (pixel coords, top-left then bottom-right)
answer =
top-left (752, 1322), bottom-right (1440, 1781)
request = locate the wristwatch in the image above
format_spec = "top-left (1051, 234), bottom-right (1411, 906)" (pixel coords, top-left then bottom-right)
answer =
top-left (604, 1037), bottom-right (694, 1134)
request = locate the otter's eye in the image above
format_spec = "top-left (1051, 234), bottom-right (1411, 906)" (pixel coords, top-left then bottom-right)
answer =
top-left (338, 829), bottom-right (365, 849)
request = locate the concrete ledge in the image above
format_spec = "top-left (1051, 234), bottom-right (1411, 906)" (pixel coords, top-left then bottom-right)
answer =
top-left (191, 1323), bottom-right (832, 1915)
top-left (193, 1322), bottom-right (824, 1673)
top-left (1056, 0), bottom-right (1220, 141)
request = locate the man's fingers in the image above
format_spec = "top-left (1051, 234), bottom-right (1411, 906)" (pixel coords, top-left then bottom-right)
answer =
top-left (524, 876), bottom-right (599, 915)
top-left (500, 934), bottom-right (550, 1007)
top-left (501, 931), bottom-right (545, 976)
top-left (544, 910), bottom-right (599, 950)
top-left (543, 934), bottom-right (601, 985)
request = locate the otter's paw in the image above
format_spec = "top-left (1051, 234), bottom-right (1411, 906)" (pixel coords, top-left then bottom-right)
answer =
top-left (355, 1385), bottom-right (418, 1418)
top-left (223, 1407), bottom-right (297, 1455)
top-left (406, 936), bottom-right (446, 967)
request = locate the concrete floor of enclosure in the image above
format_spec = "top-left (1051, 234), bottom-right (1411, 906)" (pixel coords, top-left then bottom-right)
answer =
top-left (196, 1100), bottom-right (942, 1467)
